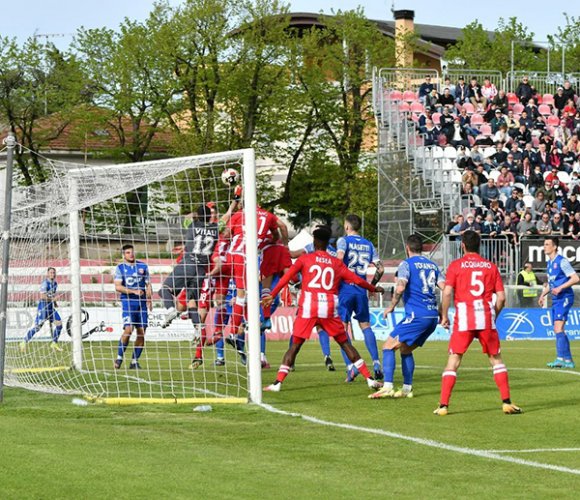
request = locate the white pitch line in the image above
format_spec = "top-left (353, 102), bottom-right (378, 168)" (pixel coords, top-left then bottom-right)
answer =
top-left (490, 448), bottom-right (580, 454)
top-left (258, 403), bottom-right (580, 476)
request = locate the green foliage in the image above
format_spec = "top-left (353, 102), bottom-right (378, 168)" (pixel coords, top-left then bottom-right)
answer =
top-left (553, 13), bottom-right (580, 73)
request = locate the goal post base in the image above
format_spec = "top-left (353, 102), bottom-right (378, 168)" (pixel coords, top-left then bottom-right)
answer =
top-left (7, 366), bottom-right (72, 375)
top-left (85, 396), bottom-right (248, 405)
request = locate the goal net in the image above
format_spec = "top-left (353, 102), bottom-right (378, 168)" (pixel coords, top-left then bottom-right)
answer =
top-left (2, 149), bottom-right (262, 404)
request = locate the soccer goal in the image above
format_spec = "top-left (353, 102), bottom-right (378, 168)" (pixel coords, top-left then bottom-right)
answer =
top-left (1, 148), bottom-right (262, 404)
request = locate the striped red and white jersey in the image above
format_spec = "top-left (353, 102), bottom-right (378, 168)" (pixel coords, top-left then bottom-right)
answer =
top-left (226, 207), bottom-right (279, 256)
top-left (445, 253), bottom-right (504, 332)
top-left (269, 251), bottom-right (377, 319)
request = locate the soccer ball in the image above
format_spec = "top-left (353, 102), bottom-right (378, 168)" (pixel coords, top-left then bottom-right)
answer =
top-left (221, 168), bottom-right (240, 186)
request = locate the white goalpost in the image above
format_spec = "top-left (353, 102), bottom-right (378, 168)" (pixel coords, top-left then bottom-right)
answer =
top-left (2, 147), bottom-right (262, 404)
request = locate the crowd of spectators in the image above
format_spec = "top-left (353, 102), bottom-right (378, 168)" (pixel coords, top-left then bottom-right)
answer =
top-left (410, 75), bottom-right (580, 241)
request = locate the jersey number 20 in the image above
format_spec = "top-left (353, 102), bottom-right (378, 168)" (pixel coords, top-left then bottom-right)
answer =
top-left (309, 265), bottom-right (334, 291)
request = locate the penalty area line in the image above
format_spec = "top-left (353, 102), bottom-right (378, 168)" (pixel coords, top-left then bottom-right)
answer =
top-left (258, 403), bottom-right (580, 476)
top-left (489, 448), bottom-right (580, 454)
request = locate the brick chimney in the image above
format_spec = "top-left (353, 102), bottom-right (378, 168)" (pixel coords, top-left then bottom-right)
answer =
top-left (394, 9), bottom-right (414, 68)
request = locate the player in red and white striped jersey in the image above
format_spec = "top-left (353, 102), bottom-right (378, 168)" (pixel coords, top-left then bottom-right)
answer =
top-left (261, 226), bottom-right (384, 392)
top-left (434, 231), bottom-right (522, 416)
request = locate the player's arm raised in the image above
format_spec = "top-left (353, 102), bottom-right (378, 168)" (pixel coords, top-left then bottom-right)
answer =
top-left (262, 259), bottom-right (303, 307)
top-left (370, 259), bottom-right (385, 287)
top-left (276, 218), bottom-right (289, 246)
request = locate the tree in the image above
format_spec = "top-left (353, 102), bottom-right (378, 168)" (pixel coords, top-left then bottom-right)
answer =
top-left (553, 14), bottom-right (580, 74)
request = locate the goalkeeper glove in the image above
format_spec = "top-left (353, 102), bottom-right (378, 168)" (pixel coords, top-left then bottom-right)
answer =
top-left (234, 185), bottom-right (242, 201)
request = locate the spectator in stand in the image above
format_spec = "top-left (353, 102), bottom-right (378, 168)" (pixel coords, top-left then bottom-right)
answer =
top-left (491, 90), bottom-right (509, 115)
top-left (537, 180), bottom-right (557, 204)
top-left (493, 124), bottom-right (509, 145)
top-left (533, 115), bottom-right (547, 136)
top-left (565, 211), bottom-right (580, 239)
top-left (455, 76), bottom-right (470, 105)
top-left (462, 167), bottom-right (478, 190)
top-left (505, 188), bottom-right (523, 214)
top-left (567, 134), bottom-right (580, 155)
top-left (554, 119), bottom-right (572, 149)
top-left (551, 213), bottom-right (565, 235)
top-left (501, 214), bottom-right (518, 243)
top-left (449, 214), bottom-right (465, 235)
top-left (456, 146), bottom-right (472, 170)
top-left (519, 110), bottom-right (534, 130)
top-left (479, 177), bottom-right (500, 207)
top-left (531, 190), bottom-right (548, 220)
top-left (505, 110), bottom-right (520, 138)
top-left (474, 162), bottom-right (488, 184)
top-left (443, 77), bottom-right (456, 96)
top-left (540, 133), bottom-right (554, 153)
top-left (504, 153), bottom-right (522, 181)
top-left (418, 108), bottom-right (433, 129)
top-left (536, 212), bottom-right (552, 235)
top-left (459, 213), bottom-right (481, 233)
top-left (515, 125), bottom-right (532, 149)
top-left (515, 76), bottom-right (534, 105)
top-left (508, 143), bottom-right (523, 166)
top-left (565, 192), bottom-right (580, 214)
top-left (562, 80), bottom-right (577, 104)
top-left (490, 109), bottom-right (507, 134)
top-left (481, 213), bottom-right (501, 242)
top-left (563, 98), bottom-right (576, 119)
top-left (554, 87), bottom-right (567, 117)
top-left (439, 87), bottom-right (455, 109)
top-left (481, 78), bottom-right (498, 103)
top-left (538, 143), bottom-right (552, 170)
top-left (570, 172), bottom-right (580, 194)
top-left (517, 211), bottom-right (537, 236)
top-left (525, 98), bottom-right (540, 121)
top-left (528, 164), bottom-right (544, 195)
top-left (553, 180), bottom-right (568, 210)
top-left (439, 106), bottom-right (455, 133)
top-left (545, 166), bottom-right (561, 185)
top-left (458, 107), bottom-right (480, 137)
top-left (491, 143), bottom-right (508, 167)
top-left (422, 120), bottom-right (440, 147)
top-left (470, 145), bottom-right (484, 165)
top-left (550, 148), bottom-right (563, 172)
top-left (469, 77), bottom-right (487, 111)
top-left (573, 113), bottom-right (580, 135)
top-left (489, 199), bottom-right (505, 221)
top-left (426, 88), bottom-right (441, 112)
top-left (418, 75), bottom-right (434, 104)
top-left (496, 166), bottom-right (515, 197)
top-left (446, 117), bottom-right (470, 148)
top-left (463, 181), bottom-right (477, 200)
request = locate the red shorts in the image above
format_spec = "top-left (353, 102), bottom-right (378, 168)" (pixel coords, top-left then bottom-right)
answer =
top-left (224, 254), bottom-right (246, 289)
top-left (197, 278), bottom-right (212, 310)
top-left (213, 275), bottom-right (231, 297)
top-left (293, 315), bottom-right (347, 343)
top-left (177, 289), bottom-right (187, 308)
top-left (448, 328), bottom-right (501, 356)
top-left (261, 245), bottom-right (291, 279)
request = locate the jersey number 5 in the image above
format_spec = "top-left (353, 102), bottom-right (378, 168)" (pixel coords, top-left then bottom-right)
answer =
top-left (470, 271), bottom-right (484, 296)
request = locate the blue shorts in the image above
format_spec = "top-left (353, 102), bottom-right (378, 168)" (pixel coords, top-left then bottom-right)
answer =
top-left (122, 300), bottom-right (148, 328)
top-left (36, 306), bottom-right (61, 325)
top-left (391, 315), bottom-right (438, 347)
top-left (338, 290), bottom-right (370, 323)
top-left (552, 295), bottom-right (574, 322)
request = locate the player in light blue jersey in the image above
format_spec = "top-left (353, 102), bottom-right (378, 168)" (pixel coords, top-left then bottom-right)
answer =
top-left (290, 227), bottom-right (338, 371)
top-left (538, 236), bottom-right (579, 369)
top-left (113, 244), bottom-right (152, 369)
top-left (369, 234), bottom-right (445, 399)
top-left (20, 267), bottom-right (63, 353)
top-left (336, 215), bottom-right (384, 380)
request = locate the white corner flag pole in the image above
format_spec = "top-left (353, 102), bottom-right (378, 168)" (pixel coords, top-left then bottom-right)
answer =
top-left (242, 148), bottom-right (262, 404)
top-left (0, 134), bottom-right (16, 403)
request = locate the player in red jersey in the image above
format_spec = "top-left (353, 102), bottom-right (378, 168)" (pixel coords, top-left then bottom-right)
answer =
top-left (261, 226), bottom-right (384, 392)
top-left (434, 231), bottom-right (522, 416)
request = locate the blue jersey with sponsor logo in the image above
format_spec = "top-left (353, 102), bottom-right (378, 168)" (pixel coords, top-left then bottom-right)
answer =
top-left (546, 254), bottom-right (575, 300)
top-left (336, 235), bottom-right (379, 295)
top-left (114, 261), bottom-right (150, 302)
top-left (397, 256), bottom-right (443, 318)
top-left (38, 279), bottom-right (58, 311)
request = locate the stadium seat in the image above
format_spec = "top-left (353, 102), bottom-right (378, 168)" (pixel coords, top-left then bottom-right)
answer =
top-left (388, 90), bottom-right (403, 102)
top-left (547, 115), bottom-right (560, 126)
top-left (507, 93), bottom-right (519, 105)
top-left (535, 94), bottom-right (543, 104)
top-left (470, 113), bottom-right (484, 127)
top-left (543, 171), bottom-right (550, 180)
top-left (430, 146), bottom-right (444, 159)
top-left (410, 101), bottom-right (424, 115)
top-left (444, 147), bottom-right (458, 160)
top-left (513, 182), bottom-right (527, 193)
top-left (538, 104), bottom-right (552, 116)
top-left (546, 125), bottom-right (555, 136)
top-left (410, 113), bottom-right (420, 122)
top-left (512, 103), bottom-right (524, 114)
top-left (403, 90), bottom-right (417, 103)
top-left (483, 146), bottom-right (497, 158)
top-left (480, 124), bottom-right (492, 137)
top-left (499, 193), bottom-right (508, 205)
top-left (489, 170), bottom-right (501, 182)
top-left (542, 94), bottom-right (555, 107)
top-left (432, 112), bottom-right (442, 124)
top-left (462, 103), bottom-right (476, 115)
top-left (523, 194), bottom-right (534, 208)
top-left (557, 171), bottom-right (571, 185)
top-left (398, 102), bottom-right (411, 113)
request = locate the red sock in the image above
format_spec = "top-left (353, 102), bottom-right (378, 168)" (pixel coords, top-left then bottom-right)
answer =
top-left (261, 288), bottom-right (271, 319)
top-left (275, 364), bottom-right (291, 383)
top-left (227, 297), bottom-right (246, 336)
top-left (493, 364), bottom-right (510, 400)
top-left (439, 371), bottom-right (457, 406)
top-left (195, 327), bottom-right (207, 359)
top-left (354, 359), bottom-right (372, 379)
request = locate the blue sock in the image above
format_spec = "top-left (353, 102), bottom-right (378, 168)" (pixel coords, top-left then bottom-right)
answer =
top-left (25, 326), bottom-right (40, 342)
top-left (261, 333), bottom-right (266, 355)
top-left (52, 324), bottom-right (62, 343)
top-left (236, 332), bottom-right (245, 353)
top-left (362, 327), bottom-right (379, 363)
top-left (216, 338), bottom-right (225, 360)
top-left (382, 348), bottom-right (396, 384)
top-left (132, 345), bottom-right (144, 361)
top-left (401, 353), bottom-right (415, 385)
top-left (556, 333), bottom-right (572, 360)
top-left (117, 340), bottom-right (128, 359)
top-left (318, 329), bottom-right (330, 357)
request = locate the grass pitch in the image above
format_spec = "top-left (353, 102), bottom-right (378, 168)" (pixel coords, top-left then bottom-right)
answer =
top-left (1, 340), bottom-right (580, 499)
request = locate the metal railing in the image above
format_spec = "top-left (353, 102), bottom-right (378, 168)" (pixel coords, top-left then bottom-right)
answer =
top-left (445, 69), bottom-right (504, 92)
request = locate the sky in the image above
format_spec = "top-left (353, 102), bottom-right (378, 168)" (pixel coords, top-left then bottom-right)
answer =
top-left (0, 0), bottom-right (570, 49)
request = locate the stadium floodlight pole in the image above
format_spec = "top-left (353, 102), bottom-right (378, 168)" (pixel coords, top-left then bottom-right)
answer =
top-left (242, 148), bottom-right (262, 404)
top-left (68, 178), bottom-right (83, 369)
top-left (0, 133), bottom-right (16, 403)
